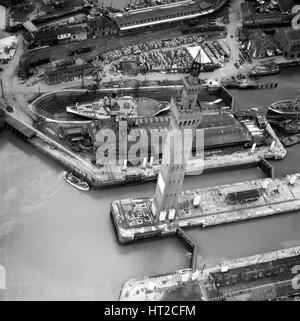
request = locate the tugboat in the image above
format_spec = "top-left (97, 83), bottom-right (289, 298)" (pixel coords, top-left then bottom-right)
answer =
top-left (64, 171), bottom-right (90, 191)
top-left (267, 92), bottom-right (300, 119)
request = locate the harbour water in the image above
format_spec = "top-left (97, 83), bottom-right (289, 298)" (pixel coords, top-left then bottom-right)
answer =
top-left (1, 68), bottom-right (300, 300)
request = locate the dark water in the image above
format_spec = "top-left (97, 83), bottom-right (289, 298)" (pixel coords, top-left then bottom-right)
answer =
top-left (1, 67), bottom-right (300, 300)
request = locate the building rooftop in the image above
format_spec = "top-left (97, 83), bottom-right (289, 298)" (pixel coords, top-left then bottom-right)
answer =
top-left (111, 0), bottom-right (218, 30)
top-left (226, 189), bottom-right (261, 204)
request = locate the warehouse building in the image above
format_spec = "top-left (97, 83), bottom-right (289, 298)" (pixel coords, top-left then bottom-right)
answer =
top-left (275, 28), bottom-right (300, 59)
top-left (87, 15), bottom-right (118, 37)
top-left (110, 0), bottom-right (228, 33)
top-left (23, 24), bottom-right (88, 48)
top-left (241, 0), bottom-right (296, 28)
top-left (45, 58), bottom-right (92, 85)
top-left (226, 189), bottom-right (261, 205)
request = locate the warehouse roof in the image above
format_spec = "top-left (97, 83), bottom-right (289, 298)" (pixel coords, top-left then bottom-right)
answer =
top-left (226, 189), bottom-right (260, 204)
top-left (204, 124), bottom-right (251, 148)
top-left (111, 0), bottom-right (219, 30)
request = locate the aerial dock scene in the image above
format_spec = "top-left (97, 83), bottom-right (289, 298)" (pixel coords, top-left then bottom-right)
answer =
top-left (119, 245), bottom-right (300, 301)
top-left (1, 0), bottom-right (300, 303)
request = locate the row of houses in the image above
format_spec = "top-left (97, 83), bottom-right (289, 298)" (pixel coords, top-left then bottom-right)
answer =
top-left (45, 58), bottom-right (93, 85)
top-left (22, 13), bottom-right (120, 48)
top-left (23, 24), bottom-right (88, 48)
top-left (241, 0), bottom-right (297, 28)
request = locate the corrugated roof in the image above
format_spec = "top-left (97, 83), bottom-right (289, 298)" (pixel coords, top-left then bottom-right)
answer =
top-left (204, 124), bottom-right (250, 148)
top-left (227, 189), bottom-right (260, 203)
top-left (111, 0), bottom-right (215, 27)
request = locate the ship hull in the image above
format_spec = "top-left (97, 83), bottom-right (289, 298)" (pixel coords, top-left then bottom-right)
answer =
top-left (66, 107), bottom-right (111, 120)
top-left (267, 100), bottom-right (300, 119)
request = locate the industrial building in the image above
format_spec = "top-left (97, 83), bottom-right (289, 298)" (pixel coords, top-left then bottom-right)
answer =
top-left (87, 15), bottom-right (119, 37)
top-left (241, 0), bottom-right (297, 28)
top-left (226, 189), bottom-right (261, 205)
top-left (275, 28), bottom-right (300, 60)
top-left (245, 29), bottom-right (279, 58)
top-left (0, 4), bottom-right (8, 30)
top-left (110, 0), bottom-right (228, 33)
top-left (45, 58), bottom-right (92, 85)
top-left (23, 24), bottom-right (88, 48)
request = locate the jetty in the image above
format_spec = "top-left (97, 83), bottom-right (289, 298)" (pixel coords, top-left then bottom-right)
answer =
top-left (111, 173), bottom-right (300, 244)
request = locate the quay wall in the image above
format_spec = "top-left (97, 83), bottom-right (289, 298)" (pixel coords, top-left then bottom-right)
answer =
top-left (257, 158), bottom-right (274, 179)
top-left (119, 245), bottom-right (300, 301)
top-left (5, 123), bottom-right (281, 190)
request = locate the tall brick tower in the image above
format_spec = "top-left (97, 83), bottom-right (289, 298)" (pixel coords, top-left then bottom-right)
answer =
top-left (152, 51), bottom-right (206, 219)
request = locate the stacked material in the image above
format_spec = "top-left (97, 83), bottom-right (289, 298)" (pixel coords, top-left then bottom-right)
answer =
top-left (100, 35), bottom-right (204, 64)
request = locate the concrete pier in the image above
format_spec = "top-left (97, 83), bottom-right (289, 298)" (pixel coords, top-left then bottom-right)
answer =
top-left (111, 174), bottom-right (300, 244)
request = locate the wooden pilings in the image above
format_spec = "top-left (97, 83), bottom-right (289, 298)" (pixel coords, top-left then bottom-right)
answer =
top-left (176, 227), bottom-right (198, 270)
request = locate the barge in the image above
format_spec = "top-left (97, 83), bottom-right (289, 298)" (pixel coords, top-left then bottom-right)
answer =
top-left (221, 78), bottom-right (258, 89)
top-left (249, 62), bottom-right (280, 78)
top-left (111, 173), bottom-right (300, 244)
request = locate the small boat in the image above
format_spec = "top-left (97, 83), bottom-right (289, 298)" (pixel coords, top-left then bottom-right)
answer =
top-left (221, 78), bottom-right (258, 89)
top-left (64, 172), bottom-right (90, 191)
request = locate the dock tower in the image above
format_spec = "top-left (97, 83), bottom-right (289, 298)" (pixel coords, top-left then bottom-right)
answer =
top-left (152, 51), bottom-right (206, 219)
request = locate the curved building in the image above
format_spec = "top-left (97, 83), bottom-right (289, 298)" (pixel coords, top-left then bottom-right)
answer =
top-left (111, 0), bottom-right (229, 33)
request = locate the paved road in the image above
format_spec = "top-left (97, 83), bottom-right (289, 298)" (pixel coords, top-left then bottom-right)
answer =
top-left (0, 35), bottom-right (33, 124)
